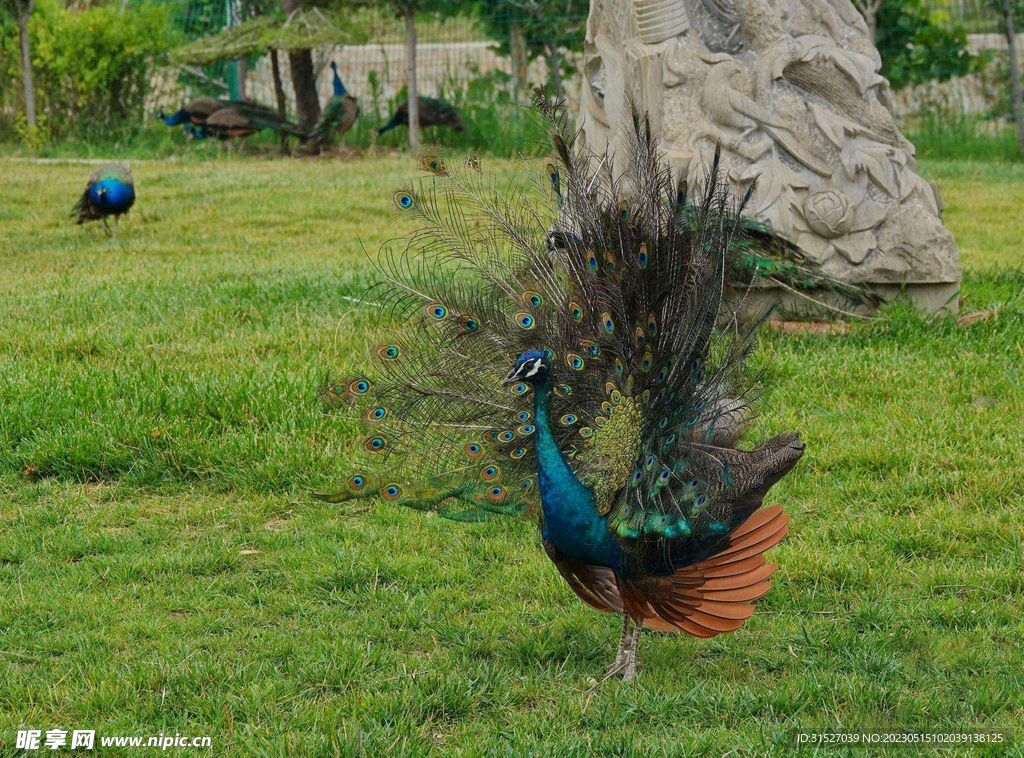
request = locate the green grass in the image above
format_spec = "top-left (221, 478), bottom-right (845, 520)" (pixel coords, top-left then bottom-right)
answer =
top-left (0, 155), bottom-right (1022, 755)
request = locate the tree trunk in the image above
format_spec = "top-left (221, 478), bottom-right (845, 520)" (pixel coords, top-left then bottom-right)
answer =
top-left (1004, 0), bottom-right (1024, 155)
top-left (545, 42), bottom-right (563, 100)
top-left (17, 0), bottom-right (36, 128)
top-left (282, 0), bottom-right (320, 134)
top-left (270, 48), bottom-right (289, 154)
top-left (510, 23), bottom-right (528, 103)
top-left (404, 7), bottom-right (420, 152)
top-left (236, 57), bottom-right (247, 99)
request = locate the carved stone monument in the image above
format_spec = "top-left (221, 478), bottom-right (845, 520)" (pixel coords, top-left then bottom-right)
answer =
top-left (577, 0), bottom-right (960, 314)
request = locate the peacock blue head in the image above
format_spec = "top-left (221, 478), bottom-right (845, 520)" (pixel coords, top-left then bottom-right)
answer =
top-left (503, 349), bottom-right (551, 386)
top-left (158, 108), bottom-right (190, 126)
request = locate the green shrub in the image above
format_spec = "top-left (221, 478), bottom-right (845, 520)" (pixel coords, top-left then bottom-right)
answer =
top-left (0, 0), bottom-right (177, 140)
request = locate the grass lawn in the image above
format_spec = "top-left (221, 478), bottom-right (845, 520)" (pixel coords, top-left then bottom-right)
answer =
top-left (0, 154), bottom-right (1022, 755)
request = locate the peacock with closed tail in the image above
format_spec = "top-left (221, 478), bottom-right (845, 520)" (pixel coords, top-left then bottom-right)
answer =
top-left (376, 96), bottom-right (464, 136)
top-left (304, 62), bottom-right (360, 150)
top-left (318, 96), bottom-right (804, 680)
top-left (72, 164), bottom-right (135, 241)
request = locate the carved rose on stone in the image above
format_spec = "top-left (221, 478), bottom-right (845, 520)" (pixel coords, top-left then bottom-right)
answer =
top-left (794, 191), bottom-right (887, 266)
top-left (803, 191), bottom-right (853, 239)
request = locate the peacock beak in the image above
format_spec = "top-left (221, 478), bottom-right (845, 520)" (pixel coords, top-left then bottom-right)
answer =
top-left (501, 366), bottom-right (520, 386)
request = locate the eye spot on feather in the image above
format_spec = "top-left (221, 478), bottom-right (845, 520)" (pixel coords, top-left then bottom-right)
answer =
top-left (517, 411), bottom-right (531, 422)
top-left (611, 390), bottom-right (623, 404)
top-left (602, 313), bottom-right (615, 332)
top-left (382, 483), bottom-right (403, 500)
top-left (579, 426), bottom-right (593, 438)
top-left (656, 367), bottom-right (668, 384)
top-left (634, 326), bottom-right (645, 346)
top-left (614, 359), bottom-right (624, 376)
top-left (645, 455), bottom-right (656, 469)
top-left (515, 312), bottom-right (536, 330)
top-left (587, 251), bottom-right (599, 272)
top-left (457, 315), bottom-right (480, 332)
top-left (559, 414), bottom-right (578, 426)
top-left (580, 340), bottom-right (599, 357)
top-left (487, 485), bottom-right (507, 502)
top-left (594, 417), bottom-right (606, 427)
top-left (647, 312), bottom-right (658, 336)
top-left (394, 191), bottom-right (414, 209)
top-left (658, 468), bottom-right (671, 483)
top-left (641, 352), bottom-right (653, 372)
top-left (481, 465), bottom-right (500, 481)
top-left (638, 243), bottom-right (648, 268)
top-left (365, 436), bottom-right (386, 452)
top-left (366, 407), bottom-right (387, 422)
top-left (555, 384), bottom-right (573, 397)
top-left (517, 424), bottom-right (536, 435)
top-left (349, 379), bottom-right (371, 395)
top-left (630, 470), bottom-right (642, 487)
top-left (510, 447), bottom-right (527, 460)
top-left (377, 345), bottom-right (401, 361)
top-left (465, 443), bottom-right (483, 459)
top-left (348, 475), bottom-right (367, 491)
top-left (498, 430), bottom-right (515, 443)
top-left (523, 291), bottom-right (543, 308)
top-left (605, 252), bottom-right (617, 274)
top-left (520, 478), bottom-right (534, 492)
top-left (425, 303), bottom-right (448, 320)
top-left (601, 401), bottom-right (612, 415)
top-left (567, 353), bottom-right (584, 370)
top-left (543, 347), bottom-right (556, 359)
top-left (618, 200), bottom-right (629, 222)
top-left (569, 301), bottom-right (584, 321)
top-left (663, 433), bottom-right (677, 451)
top-left (510, 383), bottom-right (528, 396)
top-left (695, 494), bottom-right (709, 507)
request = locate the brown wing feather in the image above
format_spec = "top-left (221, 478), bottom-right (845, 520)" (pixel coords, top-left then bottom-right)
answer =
top-left (542, 505), bottom-right (791, 638)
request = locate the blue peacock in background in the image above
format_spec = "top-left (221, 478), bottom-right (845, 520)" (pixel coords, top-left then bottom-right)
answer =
top-left (317, 96), bottom-right (805, 681)
top-left (304, 61), bottom-right (360, 150)
top-left (72, 164), bottom-right (135, 240)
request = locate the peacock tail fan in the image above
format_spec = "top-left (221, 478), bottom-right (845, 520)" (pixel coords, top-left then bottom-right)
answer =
top-left (318, 97), bottom-right (789, 552)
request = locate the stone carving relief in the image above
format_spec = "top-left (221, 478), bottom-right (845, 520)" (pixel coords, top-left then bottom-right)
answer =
top-left (578, 0), bottom-right (960, 312)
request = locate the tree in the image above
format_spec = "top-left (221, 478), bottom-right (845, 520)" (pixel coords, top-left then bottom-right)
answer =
top-left (474, 0), bottom-right (588, 100)
top-left (3, 0), bottom-right (36, 127)
top-left (993, 0), bottom-right (1024, 154)
top-left (867, 0), bottom-right (982, 90)
top-left (282, 0), bottom-right (320, 131)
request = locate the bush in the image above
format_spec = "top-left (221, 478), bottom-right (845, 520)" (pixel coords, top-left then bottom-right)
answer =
top-left (0, 1), bottom-right (177, 140)
top-left (876, 0), bottom-right (986, 90)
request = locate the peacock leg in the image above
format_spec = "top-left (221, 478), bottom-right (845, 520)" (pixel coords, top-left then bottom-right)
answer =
top-left (102, 217), bottom-right (111, 237)
top-left (621, 622), bottom-right (643, 683)
top-left (605, 615), bottom-right (631, 675)
top-left (111, 216), bottom-right (119, 242)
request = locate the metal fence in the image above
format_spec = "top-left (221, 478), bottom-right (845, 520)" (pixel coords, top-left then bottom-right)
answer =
top-left (144, 0), bottom-right (1024, 146)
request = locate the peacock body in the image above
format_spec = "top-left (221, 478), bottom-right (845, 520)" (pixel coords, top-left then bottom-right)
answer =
top-left (376, 96), bottom-right (464, 136)
top-left (306, 62), bottom-right (360, 149)
top-left (72, 164), bottom-right (135, 240)
top-left (322, 98), bottom-right (804, 680)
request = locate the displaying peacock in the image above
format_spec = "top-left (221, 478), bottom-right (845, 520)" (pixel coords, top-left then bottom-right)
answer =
top-left (376, 96), bottom-right (464, 136)
top-left (305, 62), bottom-right (360, 150)
top-left (319, 97), bottom-right (804, 681)
top-left (72, 164), bottom-right (135, 241)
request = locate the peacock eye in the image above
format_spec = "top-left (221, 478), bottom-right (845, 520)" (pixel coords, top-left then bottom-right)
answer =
top-left (394, 191), bottom-right (414, 209)
top-left (377, 345), bottom-right (401, 360)
top-left (425, 303), bottom-right (448, 320)
top-left (696, 494), bottom-right (708, 507)
top-left (348, 475), bottom-right (366, 490)
top-left (570, 302), bottom-right (583, 321)
top-left (481, 465), bottom-right (500, 481)
top-left (543, 348), bottom-right (555, 359)
top-left (689, 479), bottom-right (699, 488)
top-left (517, 424), bottom-right (535, 435)
top-left (618, 200), bottom-right (629, 221)
top-left (556, 384), bottom-right (572, 397)
top-left (638, 243), bottom-right (648, 268)
top-left (515, 312), bottom-right (535, 330)
top-left (517, 411), bottom-right (530, 422)
top-left (614, 359), bottom-right (624, 376)
top-left (510, 447), bottom-right (526, 459)
top-left (523, 291), bottom-right (543, 308)
top-left (579, 427), bottom-right (593, 438)
top-left (510, 383), bottom-right (528, 395)
top-left (488, 486), bottom-right (506, 501)
top-left (365, 436), bottom-right (386, 452)
top-left (642, 353), bottom-right (653, 371)
top-left (588, 252), bottom-right (599, 271)
top-left (658, 469), bottom-right (671, 482)
top-left (602, 313), bottom-right (614, 332)
top-left (368, 407), bottom-right (386, 421)
top-left (560, 414), bottom-right (578, 425)
top-left (499, 431), bottom-right (515, 442)
top-left (349, 379), bottom-right (370, 395)
top-left (520, 478), bottom-right (533, 491)
top-left (458, 315), bottom-right (480, 332)
top-left (383, 484), bottom-right (403, 500)
top-left (567, 354), bottom-right (584, 370)
top-left (631, 470), bottom-right (642, 485)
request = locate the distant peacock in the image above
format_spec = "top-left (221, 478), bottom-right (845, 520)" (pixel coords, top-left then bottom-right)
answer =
top-left (72, 164), bottom-right (135, 240)
top-left (305, 61), bottom-right (360, 150)
top-left (158, 97), bottom-right (303, 145)
top-left (318, 97), bottom-right (804, 681)
top-left (376, 96), bottom-right (464, 136)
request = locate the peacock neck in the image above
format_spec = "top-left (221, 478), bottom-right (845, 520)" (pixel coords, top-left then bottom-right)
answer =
top-left (532, 379), bottom-right (622, 570)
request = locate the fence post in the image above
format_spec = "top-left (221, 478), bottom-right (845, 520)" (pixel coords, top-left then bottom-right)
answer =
top-left (17, 0), bottom-right (36, 128)
top-left (405, 7), bottom-right (421, 152)
top-left (510, 23), bottom-right (528, 102)
top-left (1003, 0), bottom-right (1024, 154)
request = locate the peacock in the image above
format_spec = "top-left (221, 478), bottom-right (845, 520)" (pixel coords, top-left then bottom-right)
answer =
top-left (158, 97), bottom-right (302, 145)
top-left (376, 96), bottom-right (464, 136)
top-left (317, 96), bottom-right (806, 681)
top-left (304, 61), bottom-right (360, 150)
top-left (72, 164), bottom-right (135, 241)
